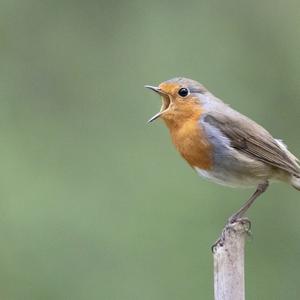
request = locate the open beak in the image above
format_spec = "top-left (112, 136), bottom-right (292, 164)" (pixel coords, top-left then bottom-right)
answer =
top-left (145, 85), bottom-right (171, 123)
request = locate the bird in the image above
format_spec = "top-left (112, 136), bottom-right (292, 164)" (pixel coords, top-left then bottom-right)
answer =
top-left (145, 77), bottom-right (300, 230)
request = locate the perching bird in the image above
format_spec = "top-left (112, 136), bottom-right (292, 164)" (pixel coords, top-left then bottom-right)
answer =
top-left (145, 77), bottom-right (300, 225)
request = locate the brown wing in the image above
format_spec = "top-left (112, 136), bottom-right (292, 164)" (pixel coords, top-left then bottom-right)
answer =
top-left (203, 112), bottom-right (300, 175)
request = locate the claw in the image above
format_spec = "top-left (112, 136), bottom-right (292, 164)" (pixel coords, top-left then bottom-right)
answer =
top-left (211, 217), bottom-right (252, 253)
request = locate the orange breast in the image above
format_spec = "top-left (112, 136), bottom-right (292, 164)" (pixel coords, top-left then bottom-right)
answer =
top-left (164, 108), bottom-right (213, 170)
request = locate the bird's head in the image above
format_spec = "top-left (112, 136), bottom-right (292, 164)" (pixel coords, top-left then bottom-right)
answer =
top-left (145, 77), bottom-right (209, 126)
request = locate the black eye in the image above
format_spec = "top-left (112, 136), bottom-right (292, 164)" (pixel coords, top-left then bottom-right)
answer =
top-left (178, 87), bottom-right (189, 97)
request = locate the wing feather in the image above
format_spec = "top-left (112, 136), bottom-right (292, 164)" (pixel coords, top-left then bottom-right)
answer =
top-left (203, 112), bottom-right (300, 175)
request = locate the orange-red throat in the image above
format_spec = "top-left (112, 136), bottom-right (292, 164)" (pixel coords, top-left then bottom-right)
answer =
top-left (145, 79), bottom-right (213, 170)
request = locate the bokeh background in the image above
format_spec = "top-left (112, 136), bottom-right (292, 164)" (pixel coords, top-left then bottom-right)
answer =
top-left (1, 0), bottom-right (300, 299)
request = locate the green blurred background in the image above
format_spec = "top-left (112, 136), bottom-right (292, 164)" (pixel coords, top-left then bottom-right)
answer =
top-left (1, 0), bottom-right (300, 299)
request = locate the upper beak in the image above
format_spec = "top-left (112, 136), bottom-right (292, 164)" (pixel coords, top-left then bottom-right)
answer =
top-left (145, 85), bottom-right (169, 123)
top-left (144, 85), bottom-right (161, 93)
top-left (145, 85), bottom-right (168, 96)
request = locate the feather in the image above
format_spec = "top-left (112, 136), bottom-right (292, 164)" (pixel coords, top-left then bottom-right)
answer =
top-left (202, 111), bottom-right (300, 176)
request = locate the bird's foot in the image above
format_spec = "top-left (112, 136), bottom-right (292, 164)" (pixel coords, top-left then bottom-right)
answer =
top-left (211, 217), bottom-right (251, 253)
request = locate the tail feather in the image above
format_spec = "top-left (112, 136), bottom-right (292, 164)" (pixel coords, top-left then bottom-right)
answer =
top-left (291, 175), bottom-right (300, 191)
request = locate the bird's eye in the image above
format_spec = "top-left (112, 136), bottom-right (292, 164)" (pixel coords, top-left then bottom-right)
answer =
top-left (178, 87), bottom-right (189, 97)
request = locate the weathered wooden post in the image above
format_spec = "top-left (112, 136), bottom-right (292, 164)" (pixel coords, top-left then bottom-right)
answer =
top-left (213, 220), bottom-right (250, 300)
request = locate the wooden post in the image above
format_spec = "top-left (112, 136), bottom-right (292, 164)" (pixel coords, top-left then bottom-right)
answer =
top-left (213, 220), bottom-right (250, 300)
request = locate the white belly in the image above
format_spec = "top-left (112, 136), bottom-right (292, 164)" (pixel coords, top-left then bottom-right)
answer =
top-left (194, 167), bottom-right (266, 188)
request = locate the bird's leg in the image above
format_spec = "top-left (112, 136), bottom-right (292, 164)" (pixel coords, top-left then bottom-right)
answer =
top-left (228, 180), bottom-right (269, 224)
top-left (211, 181), bottom-right (269, 251)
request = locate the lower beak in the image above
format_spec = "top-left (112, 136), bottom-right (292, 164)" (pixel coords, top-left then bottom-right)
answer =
top-left (145, 85), bottom-right (170, 123)
top-left (147, 110), bottom-right (164, 123)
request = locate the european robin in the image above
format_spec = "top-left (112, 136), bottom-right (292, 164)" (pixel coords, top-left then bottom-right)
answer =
top-left (145, 77), bottom-right (300, 226)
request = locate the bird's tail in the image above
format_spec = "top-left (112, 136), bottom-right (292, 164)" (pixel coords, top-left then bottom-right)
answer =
top-left (291, 175), bottom-right (300, 191)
